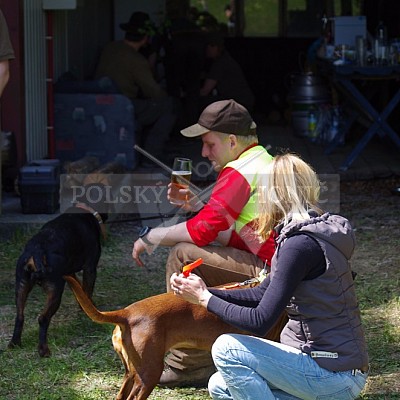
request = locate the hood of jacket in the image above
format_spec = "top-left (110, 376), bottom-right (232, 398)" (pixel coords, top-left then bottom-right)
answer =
top-left (276, 212), bottom-right (356, 261)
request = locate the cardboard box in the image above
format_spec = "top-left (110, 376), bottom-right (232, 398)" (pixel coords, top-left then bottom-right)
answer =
top-left (333, 16), bottom-right (367, 47)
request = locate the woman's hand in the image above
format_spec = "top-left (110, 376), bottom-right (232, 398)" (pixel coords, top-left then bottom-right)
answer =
top-left (170, 272), bottom-right (212, 307)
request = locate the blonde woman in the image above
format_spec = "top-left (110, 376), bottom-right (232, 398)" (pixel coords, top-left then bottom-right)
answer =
top-left (170, 153), bottom-right (369, 400)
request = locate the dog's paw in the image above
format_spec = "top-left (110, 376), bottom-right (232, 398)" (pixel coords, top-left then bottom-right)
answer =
top-left (8, 339), bottom-right (22, 349)
top-left (38, 344), bottom-right (51, 357)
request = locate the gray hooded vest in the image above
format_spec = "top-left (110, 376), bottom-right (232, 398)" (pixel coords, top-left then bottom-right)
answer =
top-left (272, 213), bottom-right (369, 372)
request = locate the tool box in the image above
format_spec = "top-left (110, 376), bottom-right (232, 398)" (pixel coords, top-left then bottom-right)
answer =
top-left (18, 159), bottom-right (61, 214)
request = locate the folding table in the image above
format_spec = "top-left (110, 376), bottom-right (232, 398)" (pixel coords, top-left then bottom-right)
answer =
top-left (318, 62), bottom-right (400, 171)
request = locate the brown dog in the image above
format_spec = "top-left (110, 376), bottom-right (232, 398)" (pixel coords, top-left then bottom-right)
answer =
top-left (64, 274), bottom-right (287, 400)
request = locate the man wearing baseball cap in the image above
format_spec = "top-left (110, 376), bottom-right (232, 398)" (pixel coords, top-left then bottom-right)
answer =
top-left (95, 11), bottom-right (177, 163)
top-left (132, 99), bottom-right (275, 387)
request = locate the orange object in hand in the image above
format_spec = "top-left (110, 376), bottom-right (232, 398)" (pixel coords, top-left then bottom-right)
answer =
top-left (182, 258), bottom-right (203, 277)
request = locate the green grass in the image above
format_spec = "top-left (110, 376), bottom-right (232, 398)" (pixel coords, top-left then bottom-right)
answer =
top-left (0, 225), bottom-right (211, 400)
top-left (1, 178), bottom-right (400, 399)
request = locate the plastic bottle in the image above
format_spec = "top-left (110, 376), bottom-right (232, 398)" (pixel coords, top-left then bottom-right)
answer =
top-left (375, 21), bottom-right (388, 63)
top-left (308, 106), bottom-right (317, 142)
top-left (376, 21), bottom-right (388, 44)
top-left (329, 108), bottom-right (339, 143)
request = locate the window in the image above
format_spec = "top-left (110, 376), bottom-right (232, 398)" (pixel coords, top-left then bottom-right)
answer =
top-left (189, 0), bottom-right (362, 37)
top-left (286, 0), bottom-right (325, 37)
top-left (244, 1), bottom-right (278, 37)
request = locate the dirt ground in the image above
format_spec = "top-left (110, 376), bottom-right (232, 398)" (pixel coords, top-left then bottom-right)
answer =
top-left (339, 177), bottom-right (400, 397)
top-left (339, 177), bottom-right (399, 279)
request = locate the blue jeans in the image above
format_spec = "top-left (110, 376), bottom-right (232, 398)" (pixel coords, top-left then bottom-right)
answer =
top-left (209, 334), bottom-right (368, 400)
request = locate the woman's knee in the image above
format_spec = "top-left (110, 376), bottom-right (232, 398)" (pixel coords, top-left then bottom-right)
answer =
top-left (208, 371), bottom-right (230, 400)
top-left (211, 334), bottom-right (236, 367)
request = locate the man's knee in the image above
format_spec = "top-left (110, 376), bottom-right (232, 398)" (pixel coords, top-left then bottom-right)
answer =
top-left (166, 243), bottom-right (199, 270)
top-left (158, 96), bottom-right (176, 114)
top-left (166, 242), bottom-right (200, 290)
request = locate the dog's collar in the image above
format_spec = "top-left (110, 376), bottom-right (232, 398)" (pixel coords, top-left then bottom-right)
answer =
top-left (75, 203), bottom-right (106, 238)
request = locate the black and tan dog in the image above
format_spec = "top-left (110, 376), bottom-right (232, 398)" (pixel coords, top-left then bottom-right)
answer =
top-left (64, 274), bottom-right (288, 400)
top-left (8, 183), bottom-right (108, 357)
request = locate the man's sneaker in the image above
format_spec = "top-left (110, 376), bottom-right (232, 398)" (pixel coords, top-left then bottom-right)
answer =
top-left (158, 364), bottom-right (216, 388)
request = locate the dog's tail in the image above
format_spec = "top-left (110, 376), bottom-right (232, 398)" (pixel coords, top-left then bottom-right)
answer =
top-left (64, 274), bottom-right (126, 326)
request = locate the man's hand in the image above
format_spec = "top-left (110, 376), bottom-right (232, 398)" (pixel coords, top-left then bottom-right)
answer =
top-left (132, 238), bottom-right (153, 267)
top-left (167, 183), bottom-right (204, 212)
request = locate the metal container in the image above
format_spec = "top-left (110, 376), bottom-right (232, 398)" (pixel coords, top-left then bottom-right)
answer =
top-left (287, 73), bottom-right (331, 137)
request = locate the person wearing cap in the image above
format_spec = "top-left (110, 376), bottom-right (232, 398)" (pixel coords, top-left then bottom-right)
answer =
top-left (95, 11), bottom-right (177, 163)
top-left (199, 31), bottom-right (254, 112)
top-left (132, 99), bottom-right (275, 387)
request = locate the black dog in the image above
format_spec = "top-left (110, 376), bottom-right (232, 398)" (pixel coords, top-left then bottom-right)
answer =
top-left (8, 197), bottom-right (107, 357)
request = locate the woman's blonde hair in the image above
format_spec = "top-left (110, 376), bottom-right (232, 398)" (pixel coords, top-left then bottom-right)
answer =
top-left (257, 153), bottom-right (322, 240)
